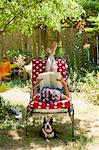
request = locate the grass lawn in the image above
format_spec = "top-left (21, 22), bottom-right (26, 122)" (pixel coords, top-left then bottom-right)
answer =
top-left (0, 78), bottom-right (99, 150)
top-left (0, 84), bottom-right (11, 93)
top-left (0, 114), bottom-right (99, 150)
top-left (0, 98), bottom-right (99, 150)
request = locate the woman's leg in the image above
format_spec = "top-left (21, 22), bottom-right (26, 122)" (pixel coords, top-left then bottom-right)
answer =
top-left (61, 94), bottom-right (70, 101)
top-left (33, 93), bottom-right (41, 101)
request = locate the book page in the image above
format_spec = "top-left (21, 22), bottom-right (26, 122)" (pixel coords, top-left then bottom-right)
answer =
top-left (38, 72), bottom-right (62, 90)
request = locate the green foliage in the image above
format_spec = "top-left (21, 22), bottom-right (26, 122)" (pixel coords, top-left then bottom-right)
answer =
top-left (73, 34), bottom-right (83, 73)
top-left (0, 96), bottom-right (11, 121)
top-left (77, 0), bottom-right (99, 33)
top-left (0, 84), bottom-right (11, 93)
top-left (4, 49), bottom-right (33, 81)
top-left (67, 68), bottom-right (78, 92)
top-left (13, 54), bottom-right (32, 80)
top-left (77, 71), bottom-right (99, 105)
top-left (67, 32), bottom-right (84, 77)
top-left (67, 31), bottom-right (94, 79)
top-left (4, 49), bottom-right (33, 63)
top-left (0, 0), bottom-right (85, 35)
top-left (55, 41), bottom-right (65, 58)
top-left (67, 69), bottom-right (99, 105)
top-left (77, 0), bottom-right (99, 16)
top-left (6, 78), bottom-right (32, 90)
top-left (40, 45), bottom-right (46, 59)
top-left (0, 96), bottom-right (26, 129)
top-left (85, 15), bottom-right (99, 33)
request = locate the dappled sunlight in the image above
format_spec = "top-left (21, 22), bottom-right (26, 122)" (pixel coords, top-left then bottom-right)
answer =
top-left (0, 88), bottom-right (30, 107)
top-left (0, 87), bottom-right (99, 149)
top-left (0, 113), bottom-right (99, 149)
top-left (9, 129), bottom-right (22, 140)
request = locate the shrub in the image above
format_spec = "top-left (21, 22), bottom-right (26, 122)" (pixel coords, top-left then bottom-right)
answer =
top-left (4, 49), bottom-right (33, 63)
top-left (0, 85), bottom-right (11, 93)
top-left (0, 96), bottom-right (26, 129)
top-left (77, 71), bottom-right (99, 105)
top-left (0, 96), bottom-right (11, 121)
top-left (55, 41), bottom-right (65, 58)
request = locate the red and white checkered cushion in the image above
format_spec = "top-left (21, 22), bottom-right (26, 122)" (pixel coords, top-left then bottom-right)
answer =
top-left (32, 59), bottom-right (67, 86)
top-left (27, 100), bottom-right (72, 111)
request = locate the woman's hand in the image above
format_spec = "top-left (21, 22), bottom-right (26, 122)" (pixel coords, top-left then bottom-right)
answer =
top-left (57, 78), bottom-right (70, 98)
top-left (57, 78), bottom-right (66, 85)
top-left (36, 77), bottom-right (43, 85)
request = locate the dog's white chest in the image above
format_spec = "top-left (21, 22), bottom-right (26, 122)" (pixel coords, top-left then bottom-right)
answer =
top-left (42, 128), bottom-right (54, 138)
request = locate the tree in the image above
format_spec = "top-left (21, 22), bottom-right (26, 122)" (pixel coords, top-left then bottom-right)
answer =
top-left (77, 0), bottom-right (99, 17)
top-left (85, 15), bottom-right (99, 33)
top-left (77, 0), bottom-right (99, 33)
top-left (0, 0), bottom-right (85, 35)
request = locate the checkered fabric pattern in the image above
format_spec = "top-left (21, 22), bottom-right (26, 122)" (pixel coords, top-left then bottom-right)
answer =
top-left (27, 59), bottom-right (73, 110)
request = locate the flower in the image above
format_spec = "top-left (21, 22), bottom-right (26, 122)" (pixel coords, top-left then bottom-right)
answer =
top-left (83, 43), bottom-right (90, 49)
top-left (76, 21), bottom-right (86, 30)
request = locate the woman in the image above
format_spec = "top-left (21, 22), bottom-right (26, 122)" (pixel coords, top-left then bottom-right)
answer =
top-left (32, 77), bottom-right (70, 104)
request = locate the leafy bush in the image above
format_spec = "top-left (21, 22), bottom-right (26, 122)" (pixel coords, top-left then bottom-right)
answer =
top-left (6, 78), bottom-right (32, 90)
top-left (40, 45), bottom-right (46, 59)
top-left (77, 0), bottom-right (99, 16)
top-left (67, 31), bottom-right (94, 79)
top-left (68, 70), bottom-right (99, 105)
top-left (67, 68), bottom-right (78, 92)
top-left (77, 71), bottom-right (99, 105)
top-left (4, 49), bottom-right (33, 63)
top-left (0, 85), bottom-right (11, 93)
top-left (67, 32), bottom-right (83, 77)
top-left (0, 96), bottom-right (11, 121)
top-left (0, 96), bottom-right (26, 129)
top-left (55, 41), bottom-right (65, 58)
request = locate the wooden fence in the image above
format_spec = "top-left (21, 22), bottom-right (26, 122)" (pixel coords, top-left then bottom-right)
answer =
top-left (0, 28), bottom-right (96, 62)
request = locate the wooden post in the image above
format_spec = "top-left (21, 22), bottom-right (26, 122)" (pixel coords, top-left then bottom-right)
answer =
top-left (42, 29), bottom-right (47, 51)
top-left (38, 28), bottom-right (41, 58)
top-left (32, 29), bottom-right (37, 58)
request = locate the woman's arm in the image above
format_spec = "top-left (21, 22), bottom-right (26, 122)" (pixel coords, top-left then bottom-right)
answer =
top-left (58, 78), bottom-right (70, 98)
top-left (31, 77), bottom-right (43, 98)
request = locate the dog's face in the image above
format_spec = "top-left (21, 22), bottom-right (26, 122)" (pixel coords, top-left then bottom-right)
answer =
top-left (43, 117), bottom-right (53, 133)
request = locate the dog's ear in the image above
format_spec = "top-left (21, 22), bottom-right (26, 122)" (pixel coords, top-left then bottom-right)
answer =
top-left (49, 117), bottom-right (53, 125)
top-left (43, 117), bottom-right (47, 124)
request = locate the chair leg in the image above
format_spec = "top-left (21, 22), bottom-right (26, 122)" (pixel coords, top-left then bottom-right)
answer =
top-left (68, 106), bottom-right (74, 138)
top-left (71, 110), bottom-right (74, 138)
top-left (26, 109), bottom-right (29, 136)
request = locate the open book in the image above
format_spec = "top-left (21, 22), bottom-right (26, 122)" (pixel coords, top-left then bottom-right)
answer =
top-left (38, 72), bottom-right (62, 90)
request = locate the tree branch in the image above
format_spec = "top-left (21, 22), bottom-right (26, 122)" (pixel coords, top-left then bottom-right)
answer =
top-left (0, 3), bottom-right (33, 36)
